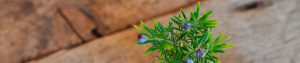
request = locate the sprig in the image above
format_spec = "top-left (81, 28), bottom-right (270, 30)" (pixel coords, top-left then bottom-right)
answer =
top-left (134, 2), bottom-right (235, 63)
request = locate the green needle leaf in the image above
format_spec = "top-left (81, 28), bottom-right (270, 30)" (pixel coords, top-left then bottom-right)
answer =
top-left (215, 44), bottom-right (236, 50)
top-left (141, 22), bottom-right (158, 36)
top-left (181, 8), bottom-right (187, 19)
top-left (144, 46), bottom-right (158, 55)
top-left (176, 31), bottom-right (189, 42)
top-left (134, 25), bottom-right (150, 37)
top-left (199, 10), bottom-right (213, 21)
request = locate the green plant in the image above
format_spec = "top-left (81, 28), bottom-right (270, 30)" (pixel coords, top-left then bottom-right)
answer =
top-left (134, 2), bottom-right (235, 63)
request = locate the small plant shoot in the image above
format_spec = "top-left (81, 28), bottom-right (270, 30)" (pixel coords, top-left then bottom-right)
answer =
top-left (134, 2), bottom-right (235, 63)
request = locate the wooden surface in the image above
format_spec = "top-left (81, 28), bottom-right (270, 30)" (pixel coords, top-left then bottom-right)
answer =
top-left (80, 0), bottom-right (195, 35)
top-left (0, 0), bottom-right (195, 63)
top-left (28, 10), bottom-right (174, 63)
top-left (1, 0), bottom-right (300, 63)
top-left (29, 0), bottom-right (300, 63)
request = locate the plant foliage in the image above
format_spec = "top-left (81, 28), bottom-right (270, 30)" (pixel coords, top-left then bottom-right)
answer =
top-left (134, 2), bottom-right (235, 63)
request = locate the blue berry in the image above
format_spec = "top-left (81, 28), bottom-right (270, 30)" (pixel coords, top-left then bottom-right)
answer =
top-left (186, 59), bottom-right (193, 63)
top-left (138, 35), bottom-right (148, 43)
top-left (182, 22), bottom-right (191, 29)
top-left (197, 49), bottom-right (204, 58)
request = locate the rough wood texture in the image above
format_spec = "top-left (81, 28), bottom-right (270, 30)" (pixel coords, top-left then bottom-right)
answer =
top-left (0, 0), bottom-right (196, 63)
top-left (80, 0), bottom-right (195, 35)
top-left (0, 6), bottom-right (81, 63)
top-left (27, 28), bottom-right (154, 63)
top-left (200, 0), bottom-right (300, 63)
top-left (0, 0), bottom-right (94, 63)
top-left (28, 12), bottom-right (174, 63)
top-left (28, 0), bottom-right (300, 63)
top-left (59, 6), bottom-right (97, 41)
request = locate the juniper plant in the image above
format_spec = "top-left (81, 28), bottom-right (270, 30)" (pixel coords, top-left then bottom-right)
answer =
top-left (134, 2), bottom-right (235, 63)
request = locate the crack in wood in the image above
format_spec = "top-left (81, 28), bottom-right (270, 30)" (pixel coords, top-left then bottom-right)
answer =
top-left (23, 1), bottom-right (200, 63)
top-left (57, 8), bottom-right (86, 42)
top-left (235, 0), bottom-right (273, 12)
top-left (75, 5), bottom-right (104, 37)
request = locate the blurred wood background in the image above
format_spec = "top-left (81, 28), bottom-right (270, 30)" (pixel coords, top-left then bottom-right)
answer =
top-left (0, 0), bottom-right (300, 63)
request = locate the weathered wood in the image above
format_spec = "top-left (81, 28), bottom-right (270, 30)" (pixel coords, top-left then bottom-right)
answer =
top-left (27, 11), bottom-right (177, 63)
top-left (0, 8), bottom-right (82, 63)
top-left (59, 6), bottom-right (97, 41)
top-left (80, 0), bottom-right (195, 35)
top-left (0, 0), bottom-right (196, 63)
top-left (29, 0), bottom-right (300, 63)
top-left (0, 0), bottom-right (94, 63)
top-left (201, 0), bottom-right (300, 63)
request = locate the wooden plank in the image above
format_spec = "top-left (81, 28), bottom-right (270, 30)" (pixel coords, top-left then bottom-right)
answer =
top-left (29, 0), bottom-right (300, 63)
top-left (28, 11), bottom-right (177, 63)
top-left (0, 9), bottom-right (82, 63)
top-left (0, 0), bottom-right (95, 63)
top-left (0, 0), bottom-right (195, 63)
top-left (80, 0), bottom-right (195, 35)
top-left (59, 6), bottom-right (98, 40)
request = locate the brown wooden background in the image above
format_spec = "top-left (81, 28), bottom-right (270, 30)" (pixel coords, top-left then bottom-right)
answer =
top-left (0, 0), bottom-right (300, 63)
